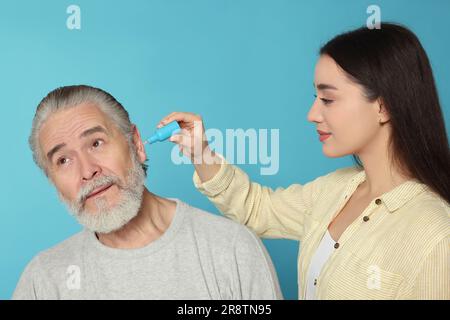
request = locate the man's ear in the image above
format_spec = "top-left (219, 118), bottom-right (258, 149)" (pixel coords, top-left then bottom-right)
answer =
top-left (378, 98), bottom-right (390, 124)
top-left (131, 124), bottom-right (147, 163)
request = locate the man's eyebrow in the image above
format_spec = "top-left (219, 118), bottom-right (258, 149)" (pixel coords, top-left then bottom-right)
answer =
top-left (79, 125), bottom-right (108, 139)
top-left (46, 126), bottom-right (108, 163)
top-left (47, 143), bottom-right (66, 163)
top-left (314, 83), bottom-right (338, 91)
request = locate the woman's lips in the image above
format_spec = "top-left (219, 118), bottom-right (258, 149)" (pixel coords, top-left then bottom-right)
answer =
top-left (317, 130), bottom-right (332, 142)
top-left (86, 184), bottom-right (113, 200)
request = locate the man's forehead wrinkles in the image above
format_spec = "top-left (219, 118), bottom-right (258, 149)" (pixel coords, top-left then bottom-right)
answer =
top-left (46, 112), bottom-right (107, 138)
top-left (42, 112), bottom-right (110, 155)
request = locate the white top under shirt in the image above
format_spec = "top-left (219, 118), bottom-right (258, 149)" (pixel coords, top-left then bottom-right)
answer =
top-left (305, 230), bottom-right (337, 300)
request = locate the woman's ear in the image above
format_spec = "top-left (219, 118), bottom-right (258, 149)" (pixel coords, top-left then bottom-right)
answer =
top-left (378, 98), bottom-right (390, 124)
top-left (131, 124), bottom-right (147, 163)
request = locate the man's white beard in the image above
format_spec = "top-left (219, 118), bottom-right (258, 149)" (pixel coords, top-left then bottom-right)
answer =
top-left (59, 149), bottom-right (146, 234)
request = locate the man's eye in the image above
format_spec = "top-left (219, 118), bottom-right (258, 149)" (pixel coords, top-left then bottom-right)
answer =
top-left (57, 157), bottom-right (68, 166)
top-left (92, 139), bottom-right (103, 148)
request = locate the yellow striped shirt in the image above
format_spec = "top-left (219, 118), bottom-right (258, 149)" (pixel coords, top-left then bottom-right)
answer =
top-left (193, 159), bottom-right (450, 300)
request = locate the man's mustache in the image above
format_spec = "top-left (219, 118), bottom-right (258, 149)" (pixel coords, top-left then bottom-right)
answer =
top-left (76, 175), bottom-right (122, 205)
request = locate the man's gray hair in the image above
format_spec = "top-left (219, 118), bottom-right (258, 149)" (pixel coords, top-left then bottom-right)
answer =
top-left (29, 85), bottom-right (148, 176)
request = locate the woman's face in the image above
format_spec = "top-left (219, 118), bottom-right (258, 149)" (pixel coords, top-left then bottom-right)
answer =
top-left (308, 55), bottom-right (388, 158)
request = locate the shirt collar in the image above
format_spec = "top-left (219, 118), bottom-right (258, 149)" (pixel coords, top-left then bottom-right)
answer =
top-left (350, 170), bottom-right (428, 213)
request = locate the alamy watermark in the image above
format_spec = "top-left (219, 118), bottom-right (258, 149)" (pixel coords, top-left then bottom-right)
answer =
top-left (170, 125), bottom-right (280, 176)
top-left (66, 265), bottom-right (81, 290)
top-left (367, 5), bottom-right (381, 29)
top-left (367, 265), bottom-right (381, 290)
top-left (66, 5), bottom-right (81, 30)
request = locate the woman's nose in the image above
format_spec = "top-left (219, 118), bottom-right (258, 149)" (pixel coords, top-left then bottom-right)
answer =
top-left (307, 99), bottom-right (323, 123)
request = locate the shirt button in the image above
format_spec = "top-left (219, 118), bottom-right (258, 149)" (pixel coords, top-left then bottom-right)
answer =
top-left (314, 279), bottom-right (317, 286)
top-left (334, 243), bottom-right (340, 249)
top-left (363, 216), bottom-right (370, 222)
top-left (375, 198), bottom-right (382, 205)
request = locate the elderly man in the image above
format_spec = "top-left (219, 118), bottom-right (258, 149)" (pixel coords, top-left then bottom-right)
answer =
top-left (13, 85), bottom-right (282, 300)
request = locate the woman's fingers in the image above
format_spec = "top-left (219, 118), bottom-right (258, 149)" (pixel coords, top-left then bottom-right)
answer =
top-left (157, 112), bottom-right (201, 128)
top-left (169, 129), bottom-right (189, 142)
top-left (169, 134), bottom-right (182, 144)
top-left (157, 111), bottom-right (178, 128)
top-left (169, 131), bottom-right (191, 147)
top-left (157, 112), bottom-right (208, 160)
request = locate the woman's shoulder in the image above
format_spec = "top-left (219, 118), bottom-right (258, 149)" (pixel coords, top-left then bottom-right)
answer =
top-left (329, 166), bottom-right (363, 178)
top-left (407, 188), bottom-right (450, 226)
top-left (391, 186), bottom-right (449, 255)
top-left (315, 165), bottom-right (364, 187)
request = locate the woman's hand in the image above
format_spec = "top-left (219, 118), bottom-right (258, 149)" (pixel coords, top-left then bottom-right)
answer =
top-left (157, 112), bottom-right (221, 182)
top-left (157, 112), bottom-right (208, 162)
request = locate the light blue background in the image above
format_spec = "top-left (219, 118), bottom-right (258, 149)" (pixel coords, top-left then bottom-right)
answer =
top-left (1, 0), bottom-right (449, 300)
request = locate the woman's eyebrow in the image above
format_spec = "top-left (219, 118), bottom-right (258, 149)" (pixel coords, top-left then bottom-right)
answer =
top-left (313, 83), bottom-right (338, 91)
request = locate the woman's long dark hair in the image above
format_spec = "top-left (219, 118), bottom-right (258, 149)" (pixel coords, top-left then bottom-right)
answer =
top-left (320, 23), bottom-right (450, 204)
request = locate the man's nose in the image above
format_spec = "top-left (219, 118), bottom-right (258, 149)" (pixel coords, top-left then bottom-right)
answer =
top-left (79, 154), bottom-right (101, 182)
top-left (307, 99), bottom-right (323, 123)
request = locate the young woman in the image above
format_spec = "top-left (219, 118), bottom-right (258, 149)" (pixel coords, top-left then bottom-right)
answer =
top-left (157, 23), bottom-right (449, 299)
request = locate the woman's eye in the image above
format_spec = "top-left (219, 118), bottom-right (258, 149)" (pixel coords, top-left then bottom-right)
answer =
top-left (320, 98), bottom-right (333, 105)
top-left (313, 94), bottom-right (333, 105)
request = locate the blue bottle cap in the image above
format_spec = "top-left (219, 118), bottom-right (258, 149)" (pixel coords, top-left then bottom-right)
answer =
top-left (146, 121), bottom-right (181, 144)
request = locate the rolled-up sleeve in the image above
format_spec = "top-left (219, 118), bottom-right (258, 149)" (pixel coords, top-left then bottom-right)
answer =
top-left (193, 156), bottom-right (328, 240)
